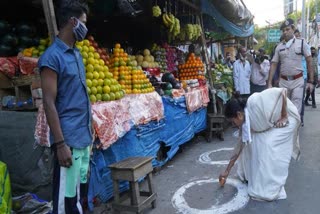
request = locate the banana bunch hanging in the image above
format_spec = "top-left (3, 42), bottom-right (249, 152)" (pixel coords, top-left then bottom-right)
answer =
top-left (162, 13), bottom-right (181, 40)
top-left (183, 24), bottom-right (202, 41)
top-left (152, 5), bottom-right (162, 17)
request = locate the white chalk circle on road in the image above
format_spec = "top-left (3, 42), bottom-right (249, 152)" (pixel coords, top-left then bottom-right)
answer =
top-left (171, 178), bottom-right (249, 214)
top-left (198, 148), bottom-right (234, 165)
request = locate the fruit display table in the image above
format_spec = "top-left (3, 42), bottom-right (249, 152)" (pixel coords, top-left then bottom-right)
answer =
top-left (33, 86), bottom-right (209, 210)
top-left (87, 87), bottom-right (209, 210)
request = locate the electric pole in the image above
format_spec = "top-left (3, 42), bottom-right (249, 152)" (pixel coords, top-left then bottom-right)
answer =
top-left (302, 0), bottom-right (306, 38)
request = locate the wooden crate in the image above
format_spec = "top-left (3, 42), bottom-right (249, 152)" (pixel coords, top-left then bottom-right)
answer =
top-left (0, 72), bottom-right (14, 89)
top-left (12, 73), bottom-right (40, 87)
top-left (1, 84), bottom-right (37, 111)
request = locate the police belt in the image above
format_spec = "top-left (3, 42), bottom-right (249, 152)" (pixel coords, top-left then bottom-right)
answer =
top-left (280, 72), bottom-right (303, 81)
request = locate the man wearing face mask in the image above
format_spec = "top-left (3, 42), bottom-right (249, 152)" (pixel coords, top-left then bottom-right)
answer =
top-left (267, 18), bottom-right (314, 115)
top-left (233, 46), bottom-right (252, 98)
top-left (38, 1), bottom-right (92, 213)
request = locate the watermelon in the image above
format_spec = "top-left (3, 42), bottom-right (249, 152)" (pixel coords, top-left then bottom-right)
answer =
top-left (0, 44), bottom-right (14, 57)
top-left (161, 72), bottom-right (175, 83)
top-left (18, 36), bottom-right (33, 47)
top-left (164, 89), bottom-right (172, 96)
top-left (0, 20), bottom-right (9, 37)
top-left (15, 23), bottom-right (34, 37)
top-left (1, 34), bottom-right (18, 47)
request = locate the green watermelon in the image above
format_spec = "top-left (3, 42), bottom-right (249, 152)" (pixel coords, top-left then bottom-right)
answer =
top-left (0, 20), bottom-right (9, 37)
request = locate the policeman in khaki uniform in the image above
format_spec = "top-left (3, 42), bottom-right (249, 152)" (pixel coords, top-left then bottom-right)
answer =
top-left (268, 18), bottom-right (314, 114)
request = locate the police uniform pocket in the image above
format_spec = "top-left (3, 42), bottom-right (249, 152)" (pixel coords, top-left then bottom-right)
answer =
top-left (279, 49), bottom-right (287, 59)
top-left (294, 45), bottom-right (302, 55)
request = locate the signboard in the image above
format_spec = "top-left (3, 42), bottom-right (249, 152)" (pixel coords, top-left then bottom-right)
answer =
top-left (268, 29), bottom-right (282, 43)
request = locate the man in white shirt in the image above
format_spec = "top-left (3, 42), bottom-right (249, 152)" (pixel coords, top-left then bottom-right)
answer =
top-left (250, 48), bottom-right (270, 94)
top-left (233, 46), bottom-right (251, 98)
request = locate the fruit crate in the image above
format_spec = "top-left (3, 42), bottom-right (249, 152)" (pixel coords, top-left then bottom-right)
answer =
top-left (1, 84), bottom-right (37, 111)
top-left (12, 73), bottom-right (40, 86)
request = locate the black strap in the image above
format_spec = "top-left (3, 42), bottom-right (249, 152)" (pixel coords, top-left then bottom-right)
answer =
top-left (301, 39), bottom-right (304, 56)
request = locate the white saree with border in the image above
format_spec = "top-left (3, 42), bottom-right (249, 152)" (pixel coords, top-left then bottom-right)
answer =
top-left (237, 88), bottom-right (300, 201)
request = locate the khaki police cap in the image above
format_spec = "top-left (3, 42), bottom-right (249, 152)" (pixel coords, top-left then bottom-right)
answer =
top-left (280, 18), bottom-right (294, 30)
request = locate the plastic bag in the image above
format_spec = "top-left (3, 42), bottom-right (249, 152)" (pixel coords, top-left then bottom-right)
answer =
top-left (12, 193), bottom-right (51, 214)
top-left (0, 161), bottom-right (12, 214)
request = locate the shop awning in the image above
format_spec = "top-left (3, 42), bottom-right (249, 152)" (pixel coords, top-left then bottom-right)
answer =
top-left (200, 0), bottom-right (254, 37)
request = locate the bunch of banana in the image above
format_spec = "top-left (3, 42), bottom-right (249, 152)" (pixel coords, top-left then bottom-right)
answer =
top-left (152, 5), bottom-right (161, 17)
top-left (186, 24), bottom-right (194, 40)
top-left (162, 13), bottom-right (174, 27)
top-left (163, 13), bottom-right (181, 40)
top-left (183, 24), bottom-right (202, 41)
top-left (178, 27), bottom-right (186, 41)
top-left (194, 24), bottom-right (202, 39)
top-left (172, 18), bottom-right (180, 37)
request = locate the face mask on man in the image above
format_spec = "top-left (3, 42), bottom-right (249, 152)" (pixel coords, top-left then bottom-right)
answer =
top-left (72, 17), bottom-right (88, 41)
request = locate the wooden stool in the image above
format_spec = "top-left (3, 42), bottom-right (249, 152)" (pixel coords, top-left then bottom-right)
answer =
top-left (206, 113), bottom-right (225, 142)
top-left (109, 157), bottom-right (157, 214)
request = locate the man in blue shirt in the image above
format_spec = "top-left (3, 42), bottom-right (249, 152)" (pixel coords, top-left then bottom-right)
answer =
top-left (38, 1), bottom-right (92, 213)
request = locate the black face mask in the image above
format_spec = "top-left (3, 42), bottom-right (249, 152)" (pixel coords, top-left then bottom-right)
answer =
top-left (312, 53), bottom-right (315, 57)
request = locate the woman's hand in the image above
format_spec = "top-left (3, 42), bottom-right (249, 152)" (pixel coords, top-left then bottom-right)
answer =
top-left (219, 171), bottom-right (229, 187)
top-left (275, 117), bottom-right (289, 128)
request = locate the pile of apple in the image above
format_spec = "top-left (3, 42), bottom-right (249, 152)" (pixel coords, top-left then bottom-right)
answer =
top-left (151, 43), bottom-right (168, 73)
top-left (76, 37), bottom-right (125, 103)
top-left (178, 53), bottom-right (205, 81)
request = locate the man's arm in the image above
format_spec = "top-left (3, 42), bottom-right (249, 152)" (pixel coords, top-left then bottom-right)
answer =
top-left (306, 55), bottom-right (315, 83)
top-left (41, 68), bottom-right (63, 142)
top-left (233, 63), bottom-right (240, 93)
top-left (267, 62), bottom-right (278, 88)
top-left (41, 67), bottom-right (72, 168)
top-left (306, 55), bottom-right (315, 92)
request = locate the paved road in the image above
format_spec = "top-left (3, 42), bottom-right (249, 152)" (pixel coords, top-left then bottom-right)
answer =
top-left (98, 89), bottom-right (320, 214)
top-left (138, 89), bottom-right (320, 214)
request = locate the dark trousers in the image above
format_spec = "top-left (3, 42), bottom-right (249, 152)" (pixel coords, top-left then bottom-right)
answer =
top-left (305, 85), bottom-right (316, 105)
top-left (250, 82), bottom-right (267, 94)
top-left (52, 156), bottom-right (88, 214)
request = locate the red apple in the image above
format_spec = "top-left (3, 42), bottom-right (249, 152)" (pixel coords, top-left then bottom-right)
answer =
top-left (88, 35), bottom-right (94, 42)
top-left (92, 42), bottom-right (98, 49)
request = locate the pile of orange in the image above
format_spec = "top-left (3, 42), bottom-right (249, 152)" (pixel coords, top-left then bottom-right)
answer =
top-left (178, 53), bottom-right (205, 80)
top-left (109, 43), bottom-right (154, 94)
top-left (109, 43), bottom-right (132, 93)
top-left (131, 69), bottom-right (154, 94)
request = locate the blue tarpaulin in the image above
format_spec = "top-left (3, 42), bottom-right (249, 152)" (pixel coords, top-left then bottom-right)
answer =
top-left (200, 0), bottom-right (254, 37)
top-left (88, 96), bottom-right (207, 210)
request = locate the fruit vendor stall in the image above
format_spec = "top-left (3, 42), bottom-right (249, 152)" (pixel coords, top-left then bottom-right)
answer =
top-left (0, 0), bottom-right (254, 212)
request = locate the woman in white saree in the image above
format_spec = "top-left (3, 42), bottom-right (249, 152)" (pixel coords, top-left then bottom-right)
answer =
top-left (219, 88), bottom-right (301, 201)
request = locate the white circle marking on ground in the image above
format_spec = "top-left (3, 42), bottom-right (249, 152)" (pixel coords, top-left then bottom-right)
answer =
top-left (171, 178), bottom-right (249, 214)
top-left (198, 148), bottom-right (234, 165)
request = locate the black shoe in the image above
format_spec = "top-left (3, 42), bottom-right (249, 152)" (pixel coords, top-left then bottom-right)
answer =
top-left (312, 104), bottom-right (317, 108)
top-left (305, 102), bottom-right (311, 106)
